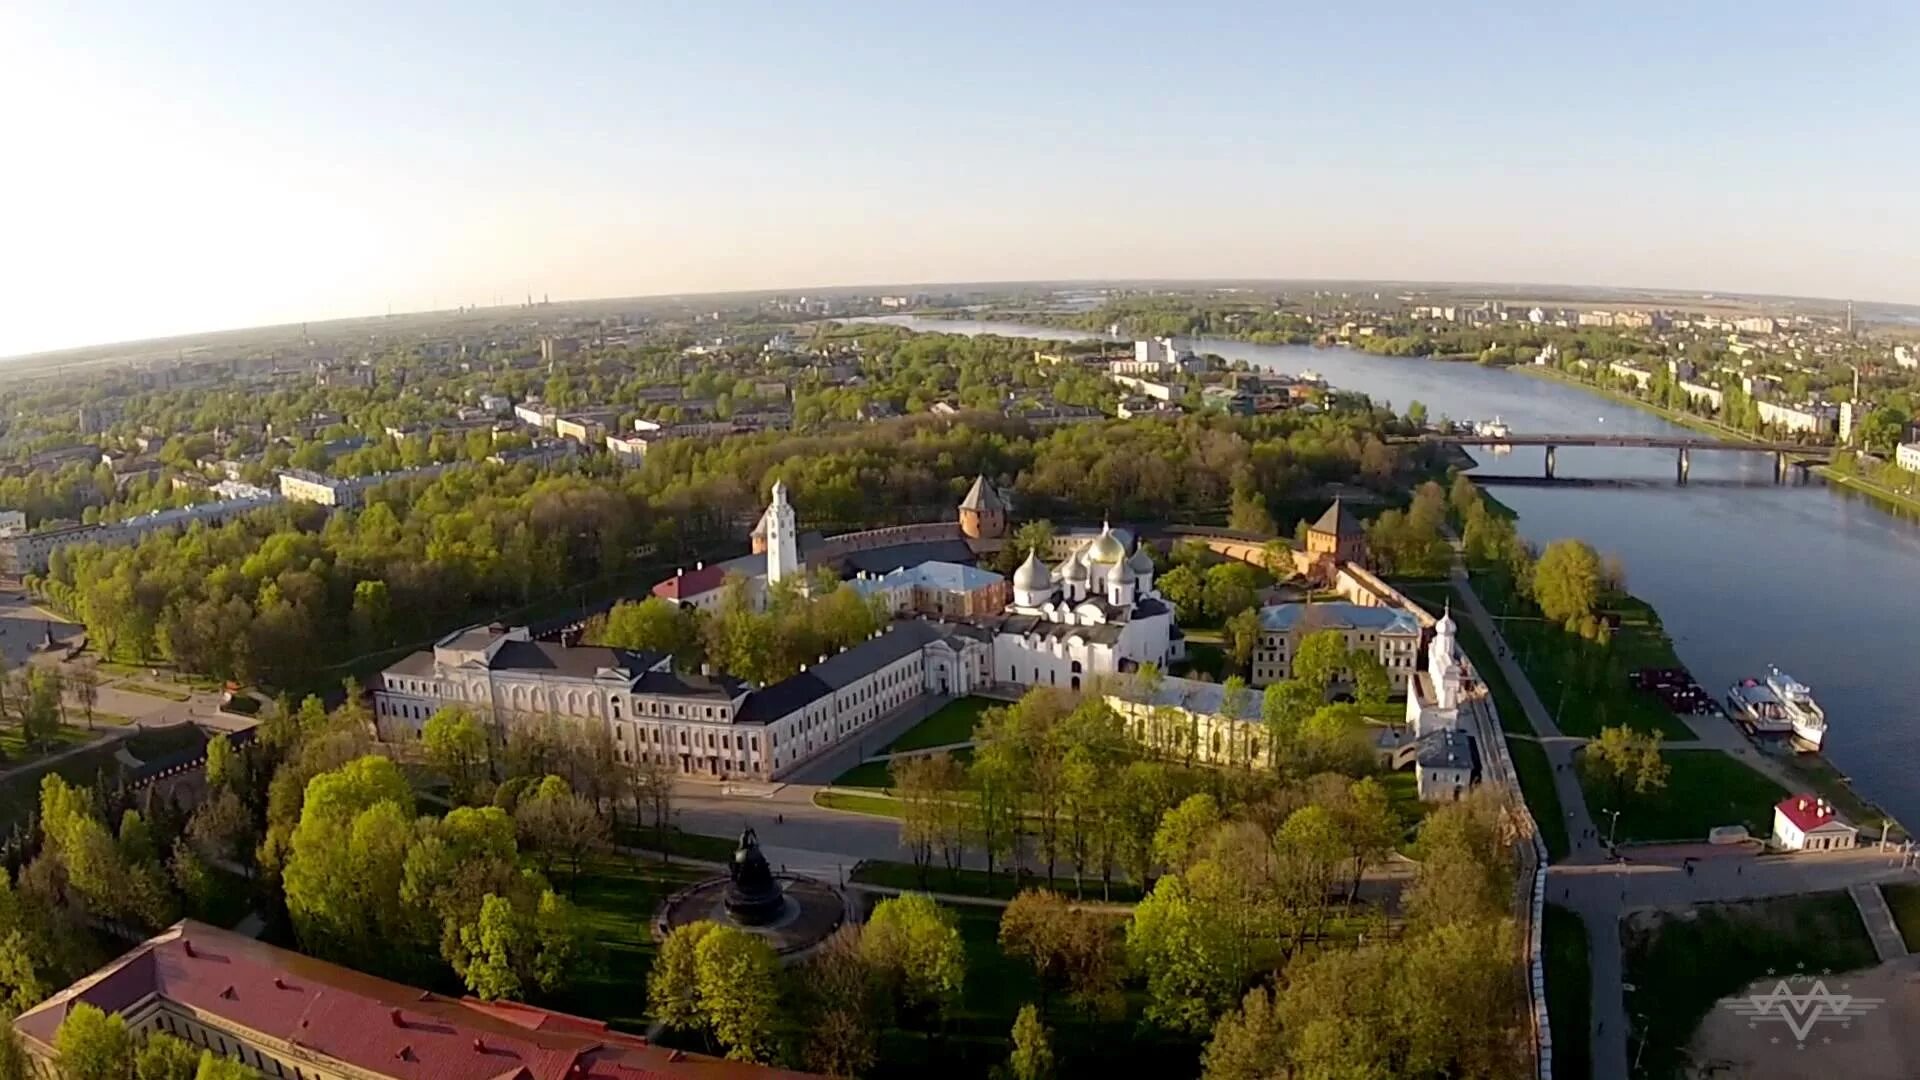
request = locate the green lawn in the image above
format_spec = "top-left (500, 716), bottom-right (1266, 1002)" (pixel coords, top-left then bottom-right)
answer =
top-left (1881, 883), bottom-right (1920, 952)
top-left (0, 723), bottom-right (96, 766)
top-left (1468, 576), bottom-right (1692, 740)
top-left (834, 747), bottom-right (978, 789)
top-left (815, 790), bottom-right (908, 818)
top-left (1579, 748), bottom-right (1787, 844)
top-left (1542, 903), bottom-right (1590, 1080)
top-left (1623, 892), bottom-right (1877, 1079)
top-left (1176, 641), bottom-right (1227, 681)
top-left (1507, 737), bottom-right (1569, 861)
top-left (113, 681), bottom-right (194, 703)
top-left (613, 823), bottom-right (739, 864)
top-left (852, 859), bottom-right (1143, 904)
top-left (882, 697), bottom-right (996, 754)
top-left (541, 852), bottom-right (711, 1033)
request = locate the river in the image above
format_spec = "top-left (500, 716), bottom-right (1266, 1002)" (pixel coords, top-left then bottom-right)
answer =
top-left (858, 315), bottom-right (1920, 829)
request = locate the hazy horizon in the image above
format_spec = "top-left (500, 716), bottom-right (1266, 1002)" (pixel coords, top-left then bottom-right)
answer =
top-left (6, 1), bottom-right (1919, 357)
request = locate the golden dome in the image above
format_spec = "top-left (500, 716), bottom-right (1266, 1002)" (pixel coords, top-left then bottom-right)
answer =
top-left (1086, 523), bottom-right (1126, 564)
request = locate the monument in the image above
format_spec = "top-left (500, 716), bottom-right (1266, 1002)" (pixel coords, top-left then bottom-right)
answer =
top-left (723, 827), bottom-right (786, 926)
top-left (656, 823), bottom-right (846, 957)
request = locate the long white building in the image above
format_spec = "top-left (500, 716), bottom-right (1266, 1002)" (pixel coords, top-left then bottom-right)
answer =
top-left (373, 619), bottom-right (992, 781)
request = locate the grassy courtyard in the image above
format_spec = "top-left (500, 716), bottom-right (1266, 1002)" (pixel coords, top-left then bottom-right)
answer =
top-left (542, 852), bottom-right (712, 1032)
top-left (1506, 737), bottom-right (1570, 861)
top-left (1880, 882), bottom-right (1920, 952)
top-left (1623, 892), bottom-right (1876, 1079)
top-left (881, 696), bottom-right (996, 754)
top-left (1542, 903), bottom-right (1590, 1080)
top-left (1578, 748), bottom-right (1787, 844)
top-left (1468, 576), bottom-right (1693, 741)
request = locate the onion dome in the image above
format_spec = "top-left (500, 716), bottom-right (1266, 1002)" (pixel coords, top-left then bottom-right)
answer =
top-left (1128, 546), bottom-right (1155, 574)
top-left (1113, 557), bottom-right (1138, 584)
top-left (1062, 553), bottom-right (1090, 581)
top-left (1086, 522), bottom-right (1126, 564)
top-left (1013, 549), bottom-right (1051, 591)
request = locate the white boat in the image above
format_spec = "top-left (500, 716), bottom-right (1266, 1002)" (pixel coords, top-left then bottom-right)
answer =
top-left (1725, 678), bottom-right (1791, 733)
top-left (1473, 416), bottom-right (1511, 438)
top-left (1765, 666), bottom-right (1827, 751)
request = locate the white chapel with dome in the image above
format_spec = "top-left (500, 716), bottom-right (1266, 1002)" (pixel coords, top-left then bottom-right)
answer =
top-left (986, 523), bottom-right (1179, 692)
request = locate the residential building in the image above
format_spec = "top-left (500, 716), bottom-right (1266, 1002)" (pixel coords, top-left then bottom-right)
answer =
top-left (1754, 400), bottom-right (1838, 437)
top-left (277, 469), bottom-right (362, 507)
top-left (1735, 316), bottom-right (1780, 335)
top-left (1201, 385), bottom-right (1257, 415)
top-left (513, 402), bottom-right (557, 429)
top-left (478, 393), bottom-right (512, 415)
top-left (1678, 381), bottom-right (1724, 411)
top-left (1249, 601), bottom-right (1421, 690)
top-left (1896, 344), bottom-right (1917, 370)
top-left (0, 510), bottom-right (24, 537)
top-left (1771, 795), bottom-right (1857, 852)
top-left (554, 414), bottom-right (607, 444)
top-left (606, 433), bottom-right (649, 464)
top-left (1895, 442), bottom-right (1920, 473)
top-left (14, 919), bottom-right (815, 1079)
top-left (1112, 337), bottom-right (1178, 375)
top-left (1607, 361), bottom-right (1652, 389)
top-left (1839, 401), bottom-right (1864, 445)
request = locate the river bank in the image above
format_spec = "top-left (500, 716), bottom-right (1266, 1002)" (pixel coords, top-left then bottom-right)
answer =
top-left (1518, 365), bottom-right (1920, 517)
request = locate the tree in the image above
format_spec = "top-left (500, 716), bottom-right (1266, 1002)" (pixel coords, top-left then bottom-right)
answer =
top-left (796, 927), bottom-right (881, 1079)
top-left (998, 890), bottom-right (1119, 1015)
top-left (1202, 563), bottom-right (1259, 621)
top-left (513, 775), bottom-right (607, 889)
top-left (1007, 1004), bottom-right (1055, 1080)
top-left (1201, 986), bottom-right (1287, 1080)
top-left (694, 925), bottom-right (783, 1063)
top-left (134, 1035), bottom-right (200, 1080)
top-left (1349, 650), bottom-right (1390, 709)
top-left (1156, 565), bottom-right (1204, 623)
top-left (1012, 519), bottom-right (1055, 559)
top-left (648, 921), bottom-right (718, 1035)
top-left (1532, 538), bottom-right (1604, 626)
top-left (1153, 794), bottom-right (1220, 874)
top-left (423, 707), bottom-right (489, 804)
top-left (193, 1051), bottom-right (259, 1080)
top-left (1291, 630), bottom-right (1348, 692)
top-left (203, 734), bottom-right (236, 792)
top-left (629, 752), bottom-right (675, 860)
top-left (1125, 875), bottom-right (1246, 1035)
top-left (1222, 609), bottom-right (1261, 676)
top-left (861, 893), bottom-right (966, 1029)
top-left (281, 755), bottom-right (418, 965)
top-left (70, 661), bottom-right (101, 731)
top-left (457, 893), bottom-right (524, 1000)
top-left (54, 1003), bottom-right (132, 1080)
top-left (590, 597), bottom-right (699, 662)
top-left (1227, 489), bottom-right (1275, 535)
top-left (1580, 724), bottom-right (1668, 813)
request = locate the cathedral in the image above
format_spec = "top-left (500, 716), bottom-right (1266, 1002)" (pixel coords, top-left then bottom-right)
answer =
top-left (979, 523), bottom-right (1180, 691)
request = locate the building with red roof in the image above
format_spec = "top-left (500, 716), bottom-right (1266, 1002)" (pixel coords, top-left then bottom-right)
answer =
top-left (1771, 794), bottom-right (1859, 852)
top-left (14, 920), bottom-right (817, 1080)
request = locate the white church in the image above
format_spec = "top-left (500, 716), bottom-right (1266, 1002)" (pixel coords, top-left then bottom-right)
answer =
top-left (1403, 607), bottom-right (1479, 800)
top-left (977, 523), bottom-right (1180, 692)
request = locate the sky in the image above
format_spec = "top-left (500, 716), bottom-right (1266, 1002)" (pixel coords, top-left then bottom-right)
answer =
top-left (4, 1), bottom-right (1920, 357)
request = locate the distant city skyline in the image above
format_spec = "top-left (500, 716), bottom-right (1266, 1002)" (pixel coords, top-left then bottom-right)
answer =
top-left (4, 1), bottom-right (1919, 357)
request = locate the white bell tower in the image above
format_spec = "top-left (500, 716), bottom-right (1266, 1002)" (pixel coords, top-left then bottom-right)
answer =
top-left (766, 480), bottom-right (798, 585)
top-left (1430, 606), bottom-right (1464, 712)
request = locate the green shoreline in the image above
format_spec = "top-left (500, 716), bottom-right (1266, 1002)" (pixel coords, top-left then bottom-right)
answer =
top-left (1516, 365), bottom-right (1920, 517)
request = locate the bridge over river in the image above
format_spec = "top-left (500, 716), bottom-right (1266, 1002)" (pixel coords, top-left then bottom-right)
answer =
top-left (1395, 432), bottom-right (1834, 483)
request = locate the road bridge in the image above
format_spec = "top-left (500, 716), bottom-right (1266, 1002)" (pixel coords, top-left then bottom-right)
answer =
top-left (1397, 432), bottom-right (1834, 484)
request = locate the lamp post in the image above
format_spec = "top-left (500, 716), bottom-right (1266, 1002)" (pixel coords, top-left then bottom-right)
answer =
top-left (1602, 807), bottom-right (1623, 850)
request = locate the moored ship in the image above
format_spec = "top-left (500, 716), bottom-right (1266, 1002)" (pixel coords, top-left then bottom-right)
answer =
top-left (1766, 666), bottom-right (1827, 751)
top-left (1725, 678), bottom-right (1791, 734)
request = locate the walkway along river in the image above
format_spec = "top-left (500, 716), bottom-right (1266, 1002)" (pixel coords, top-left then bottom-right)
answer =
top-left (861, 315), bottom-right (1920, 830)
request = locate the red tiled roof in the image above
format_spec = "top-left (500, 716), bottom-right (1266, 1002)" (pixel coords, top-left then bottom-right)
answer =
top-left (15, 922), bottom-right (814, 1080)
top-left (1775, 794), bottom-right (1851, 833)
top-left (651, 565), bottom-right (727, 601)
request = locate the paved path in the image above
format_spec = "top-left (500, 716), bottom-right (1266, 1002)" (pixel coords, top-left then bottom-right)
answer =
top-left (776, 693), bottom-right (957, 785)
top-left (1850, 882), bottom-right (1909, 962)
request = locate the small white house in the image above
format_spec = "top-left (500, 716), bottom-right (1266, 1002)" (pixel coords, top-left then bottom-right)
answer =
top-left (1771, 795), bottom-right (1858, 852)
top-left (1415, 728), bottom-right (1477, 802)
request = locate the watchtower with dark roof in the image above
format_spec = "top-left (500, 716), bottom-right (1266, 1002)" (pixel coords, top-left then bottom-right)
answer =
top-left (1305, 498), bottom-right (1368, 569)
top-left (957, 475), bottom-right (1007, 540)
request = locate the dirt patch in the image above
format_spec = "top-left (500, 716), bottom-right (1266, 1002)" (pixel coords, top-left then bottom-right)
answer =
top-left (1688, 957), bottom-right (1920, 1079)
